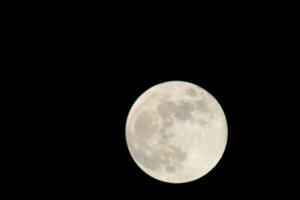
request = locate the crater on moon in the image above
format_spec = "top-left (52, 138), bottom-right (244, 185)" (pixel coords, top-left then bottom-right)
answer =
top-left (130, 108), bottom-right (187, 173)
top-left (134, 110), bottom-right (158, 139)
top-left (130, 131), bottom-right (187, 173)
top-left (174, 101), bottom-right (194, 121)
top-left (156, 100), bottom-right (176, 117)
top-left (157, 99), bottom-right (195, 121)
top-left (186, 88), bottom-right (196, 97)
top-left (195, 100), bottom-right (209, 113)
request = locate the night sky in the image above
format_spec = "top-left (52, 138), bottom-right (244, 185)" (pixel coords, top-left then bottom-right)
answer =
top-left (15, 8), bottom-right (297, 198)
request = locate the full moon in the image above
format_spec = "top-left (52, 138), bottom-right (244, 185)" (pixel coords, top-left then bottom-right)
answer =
top-left (125, 81), bottom-right (228, 184)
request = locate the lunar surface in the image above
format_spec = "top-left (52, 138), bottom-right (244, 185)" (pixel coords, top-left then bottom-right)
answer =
top-left (125, 81), bottom-right (228, 184)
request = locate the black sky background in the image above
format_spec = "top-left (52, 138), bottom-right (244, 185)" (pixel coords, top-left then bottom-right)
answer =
top-left (41, 53), bottom-right (295, 198)
top-left (9, 5), bottom-right (298, 198)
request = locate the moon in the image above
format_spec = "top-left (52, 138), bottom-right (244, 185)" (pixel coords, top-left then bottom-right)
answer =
top-left (125, 81), bottom-right (228, 184)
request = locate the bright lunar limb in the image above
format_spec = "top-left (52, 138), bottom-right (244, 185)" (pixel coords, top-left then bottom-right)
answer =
top-left (125, 81), bottom-right (228, 184)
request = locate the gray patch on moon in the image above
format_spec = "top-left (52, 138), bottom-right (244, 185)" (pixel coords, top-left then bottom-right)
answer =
top-left (131, 129), bottom-right (187, 173)
top-left (160, 129), bottom-right (175, 143)
top-left (156, 100), bottom-right (176, 141)
top-left (133, 148), bottom-right (161, 171)
top-left (163, 117), bottom-right (173, 128)
top-left (133, 145), bottom-right (187, 173)
top-left (195, 100), bottom-right (209, 113)
top-left (174, 101), bottom-right (194, 121)
top-left (186, 88), bottom-right (196, 97)
top-left (166, 165), bottom-right (176, 172)
top-left (134, 110), bottom-right (159, 145)
top-left (157, 98), bottom-right (199, 124)
top-left (156, 100), bottom-right (176, 117)
top-left (194, 100), bottom-right (211, 126)
top-left (198, 118), bottom-right (207, 126)
top-left (159, 117), bottom-right (174, 141)
top-left (131, 107), bottom-right (187, 173)
top-left (157, 100), bottom-right (194, 121)
top-left (167, 145), bottom-right (187, 162)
